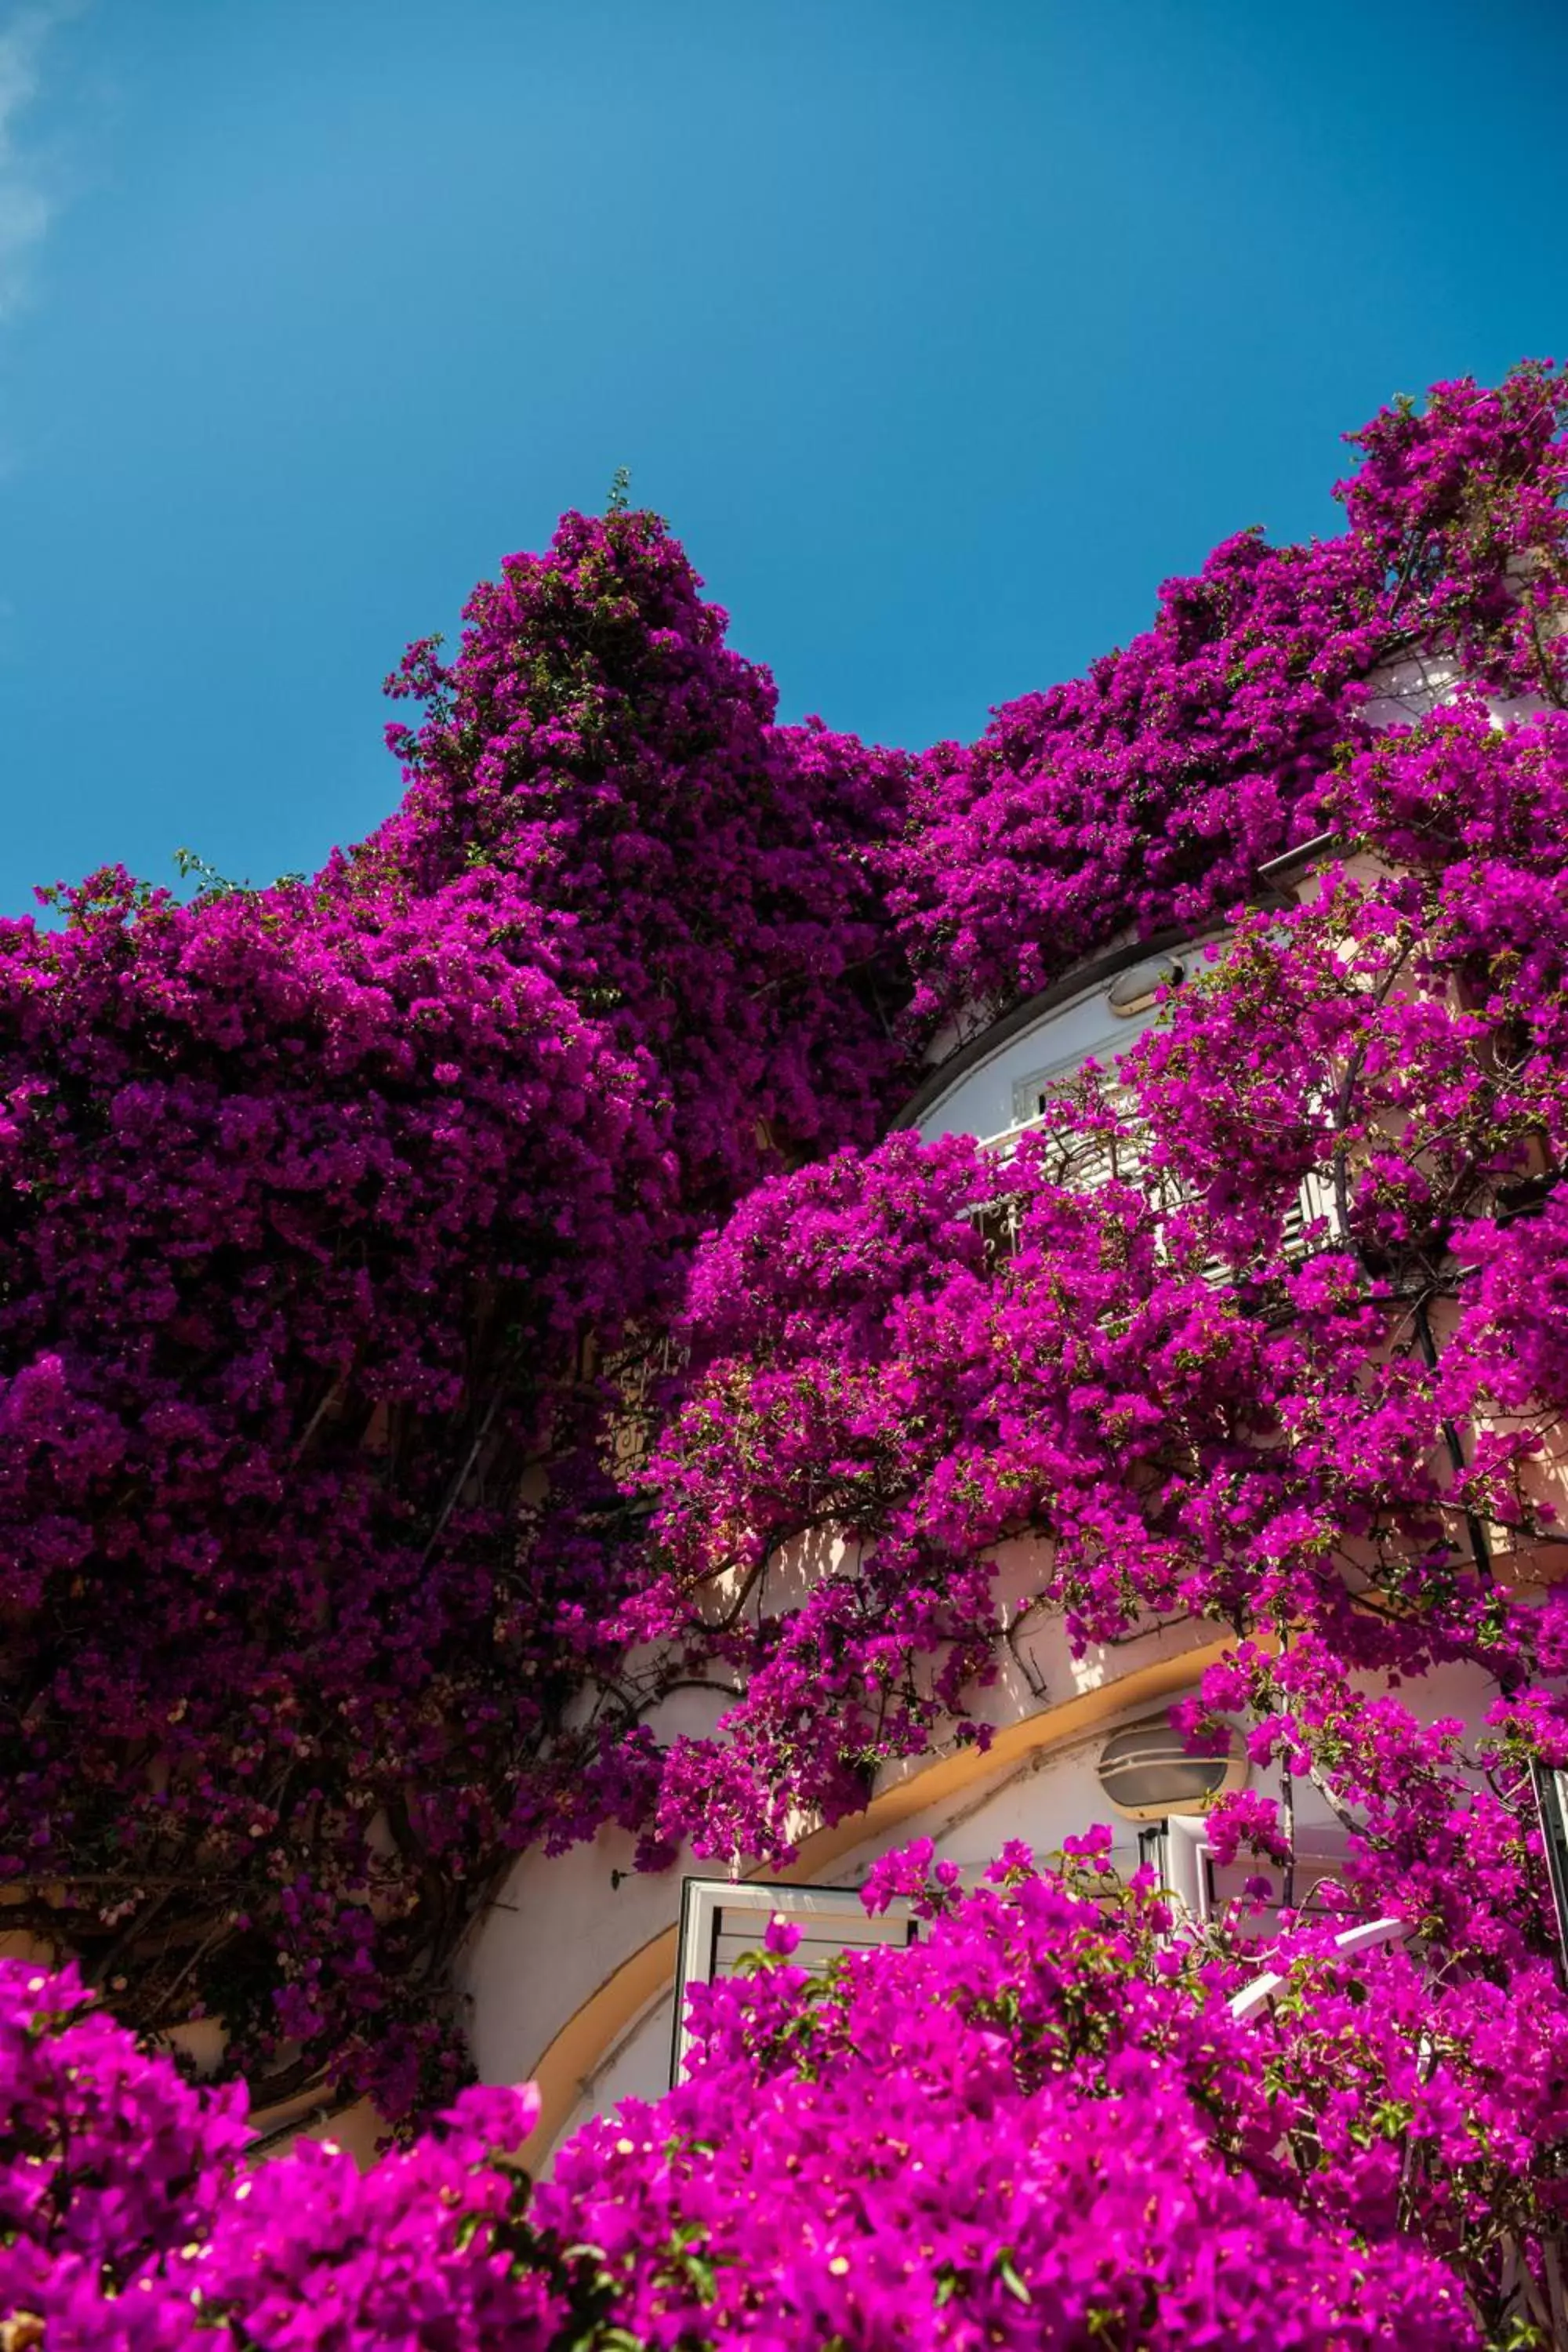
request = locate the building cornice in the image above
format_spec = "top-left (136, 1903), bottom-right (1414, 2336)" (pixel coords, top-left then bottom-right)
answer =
top-left (888, 834), bottom-right (1340, 1134)
top-left (515, 1631), bottom-right (1257, 2163)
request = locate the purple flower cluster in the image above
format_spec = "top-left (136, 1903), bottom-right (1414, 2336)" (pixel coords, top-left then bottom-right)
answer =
top-left (889, 363), bottom-right (1568, 1023)
top-left (2, 360), bottom-right (1566, 2179)
top-left (0, 514), bottom-right (910, 2114)
top-left (648, 707), bottom-right (1568, 1940)
top-left (0, 1958), bottom-right (564, 2347)
top-left (13, 1837), bottom-right (1563, 2348)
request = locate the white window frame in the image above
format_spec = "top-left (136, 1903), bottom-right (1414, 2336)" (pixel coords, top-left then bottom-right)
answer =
top-left (670, 1878), bottom-right (918, 2082)
top-left (1535, 1764), bottom-right (1568, 1972)
top-left (1152, 1813), bottom-right (1363, 1933)
top-left (1009, 1048), bottom-right (1119, 1131)
top-left (1156, 1813), bottom-right (1214, 1922)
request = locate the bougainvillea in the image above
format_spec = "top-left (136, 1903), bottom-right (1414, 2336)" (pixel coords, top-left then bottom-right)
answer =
top-left (644, 706), bottom-right (1568, 1882)
top-left (890, 361), bottom-right (1568, 1025)
top-left (2, 354), bottom-right (1567, 2226)
top-left (373, 509), bottom-right (913, 1221)
top-left (0, 516), bottom-right (911, 2118)
top-left (11, 1834), bottom-right (1565, 2350)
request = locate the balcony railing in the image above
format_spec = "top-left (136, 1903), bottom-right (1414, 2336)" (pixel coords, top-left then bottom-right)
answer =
top-left (974, 1090), bottom-right (1345, 1281)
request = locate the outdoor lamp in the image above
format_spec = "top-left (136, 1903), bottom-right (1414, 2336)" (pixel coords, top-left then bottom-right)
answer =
top-left (1096, 1714), bottom-right (1248, 1821)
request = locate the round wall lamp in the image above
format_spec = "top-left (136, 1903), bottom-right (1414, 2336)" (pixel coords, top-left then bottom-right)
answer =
top-left (1095, 1713), bottom-right (1248, 1820)
top-left (1107, 955), bottom-right (1184, 1018)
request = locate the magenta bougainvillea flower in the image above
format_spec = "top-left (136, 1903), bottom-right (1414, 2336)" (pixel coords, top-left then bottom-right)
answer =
top-left (2, 363), bottom-right (1567, 2337)
top-left (6, 1849), bottom-right (1553, 2349)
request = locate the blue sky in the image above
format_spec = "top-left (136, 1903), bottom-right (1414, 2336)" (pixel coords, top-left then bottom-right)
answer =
top-left (2, 0), bottom-right (1565, 911)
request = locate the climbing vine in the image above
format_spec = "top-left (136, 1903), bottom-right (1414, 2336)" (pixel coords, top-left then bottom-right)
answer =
top-left (0, 365), bottom-right (1565, 2201)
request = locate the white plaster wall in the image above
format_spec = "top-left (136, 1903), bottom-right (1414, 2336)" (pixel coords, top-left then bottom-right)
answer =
top-left (552, 1725), bottom-right (1134, 2148)
top-left (457, 1820), bottom-right (669, 2100)
top-left (554, 1989), bottom-right (677, 2152)
top-left (475, 1597), bottom-right (1506, 2158)
top-left (461, 1574), bottom-right (1218, 2107)
top-left (1359, 648), bottom-right (1551, 738)
top-left (546, 1654), bottom-right (1496, 2151)
top-left (913, 975), bottom-right (1165, 1145)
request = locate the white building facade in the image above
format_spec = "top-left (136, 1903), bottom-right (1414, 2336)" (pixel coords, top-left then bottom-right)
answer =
top-left (461, 797), bottom-right (1534, 2161)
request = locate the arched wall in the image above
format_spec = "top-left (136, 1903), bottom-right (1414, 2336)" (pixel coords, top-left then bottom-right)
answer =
top-left (910, 964), bottom-right (1166, 1145)
top-left (460, 1539), bottom-right (1221, 2102)
top-left (539, 1655), bottom-right (1499, 2156)
top-left (485, 1633), bottom-right (1501, 2163)
top-left (459, 715), bottom-right (1551, 2157)
top-left (487, 1617), bottom-right (1240, 2163)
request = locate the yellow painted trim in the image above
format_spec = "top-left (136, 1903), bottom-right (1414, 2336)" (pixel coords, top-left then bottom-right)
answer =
top-left (519, 1634), bottom-right (1247, 2160)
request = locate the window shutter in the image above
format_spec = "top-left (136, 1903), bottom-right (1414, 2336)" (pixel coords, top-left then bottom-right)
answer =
top-left (670, 1879), bottom-right (917, 2082)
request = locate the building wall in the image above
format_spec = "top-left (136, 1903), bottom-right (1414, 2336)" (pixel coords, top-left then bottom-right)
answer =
top-left (459, 869), bottom-right (1542, 2154)
top-left (457, 1589), bottom-right (1216, 2117)
top-left (911, 964), bottom-right (1167, 1145)
top-left (460, 672), bottom-right (1548, 2152)
top-left (536, 1651), bottom-right (1498, 2153)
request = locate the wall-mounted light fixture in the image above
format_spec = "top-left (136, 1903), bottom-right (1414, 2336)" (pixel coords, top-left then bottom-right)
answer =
top-left (1109, 956), bottom-right (1183, 1018)
top-left (1096, 1714), bottom-right (1247, 1821)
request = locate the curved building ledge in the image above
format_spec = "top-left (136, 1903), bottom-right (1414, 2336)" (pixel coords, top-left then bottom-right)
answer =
top-left (514, 1629), bottom-right (1250, 2163)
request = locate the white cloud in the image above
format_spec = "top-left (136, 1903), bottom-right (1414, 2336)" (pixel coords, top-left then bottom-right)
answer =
top-left (0, 2), bottom-right (80, 321)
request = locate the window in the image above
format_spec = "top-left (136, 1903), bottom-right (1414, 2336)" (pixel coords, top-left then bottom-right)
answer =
top-left (1010, 1053), bottom-right (1110, 1131)
top-left (670, 1878), bottom-right (918, 2082)
top-left (1536, 1764), bottom-right (1568, 1968)
top-left (1154, 1814), bottom-right (1356, 1940)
